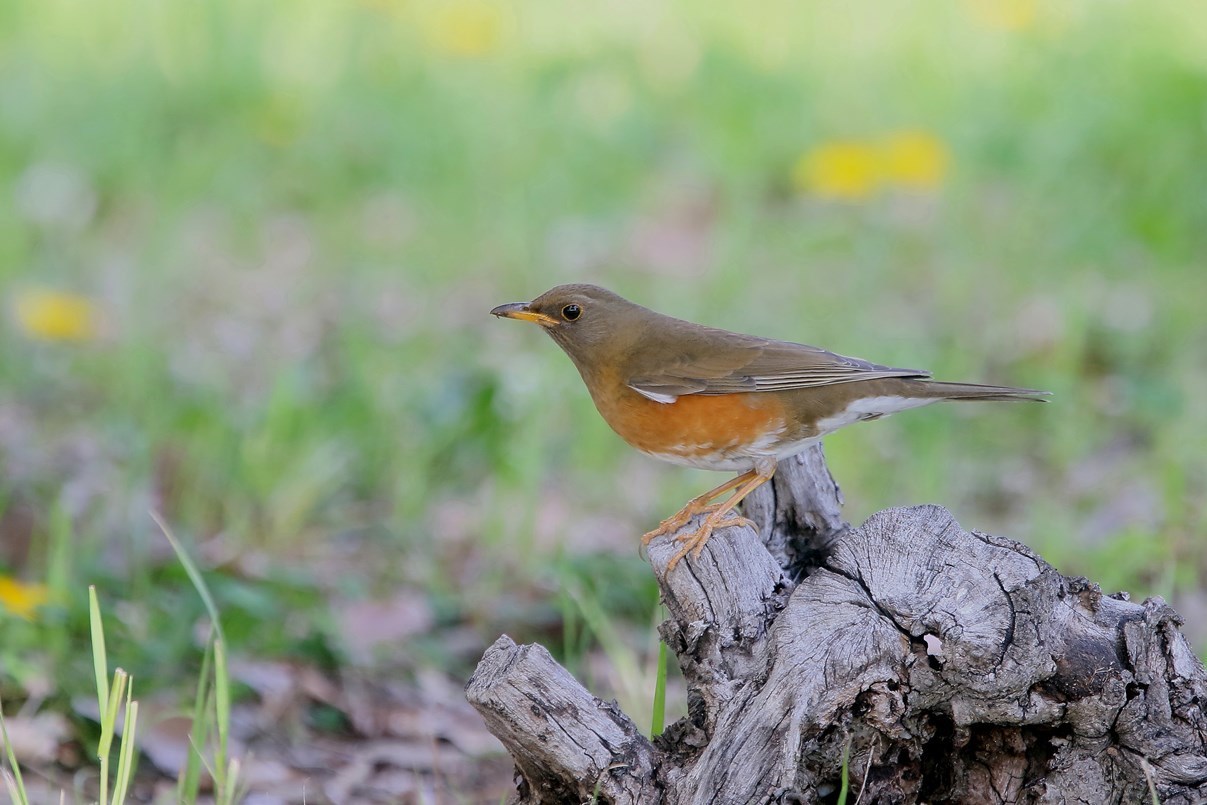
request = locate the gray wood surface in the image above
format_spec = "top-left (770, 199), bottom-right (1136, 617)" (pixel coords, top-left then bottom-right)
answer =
top-left (467, 444), bottom-right (1207, 803)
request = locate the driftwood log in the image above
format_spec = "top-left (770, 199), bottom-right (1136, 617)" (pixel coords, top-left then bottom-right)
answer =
top-left (466, 444), bottom-right (1207, 803)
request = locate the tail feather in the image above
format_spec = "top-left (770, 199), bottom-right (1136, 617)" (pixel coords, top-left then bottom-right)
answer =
top-left (918, 380), bottom-right (1050, 402)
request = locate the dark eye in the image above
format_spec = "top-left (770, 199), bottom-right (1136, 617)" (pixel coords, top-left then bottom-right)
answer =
top-left (561, 304), bottom-right (582, 321)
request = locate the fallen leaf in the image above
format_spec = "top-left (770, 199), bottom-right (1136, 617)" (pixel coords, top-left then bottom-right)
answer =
top-left (137, 714), bottom-right (198, 777)
top-left (333, 591), bottom-right (434, 666)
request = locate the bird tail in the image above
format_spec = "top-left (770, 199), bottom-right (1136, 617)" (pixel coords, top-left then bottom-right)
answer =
top-left (917, 380), bottom-right (1050, 402)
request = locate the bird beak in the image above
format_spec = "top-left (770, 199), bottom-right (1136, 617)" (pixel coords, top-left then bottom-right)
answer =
top-left (490, 301), bottom-right (558, 327)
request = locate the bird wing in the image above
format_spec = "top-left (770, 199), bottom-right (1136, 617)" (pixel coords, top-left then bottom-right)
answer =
top-left (626, 331), bottom-right (930, 403)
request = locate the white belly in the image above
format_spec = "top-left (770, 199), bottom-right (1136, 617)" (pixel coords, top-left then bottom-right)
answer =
top-left (812, 395), bottom-right (937, 438)
top-left (762, 396), bottom-right (935, 461)
top-left (641, 450), bottom-right (762, 472)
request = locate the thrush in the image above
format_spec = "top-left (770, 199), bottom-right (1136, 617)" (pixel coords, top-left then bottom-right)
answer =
top-left (491, 284), bottom-right (1047, 570)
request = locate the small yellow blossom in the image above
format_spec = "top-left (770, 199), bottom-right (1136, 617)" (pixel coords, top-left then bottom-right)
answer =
top-left (14, 289), bottom-right (99, 342)
top-left (792, 141), bottom-right (881, 201)
top-left (964, 0), bottom-right (1037, 32)
top-left (0, 576), bottom-right (50, 621)
top-left (794, 131), bottom-right (951, 200)
top-left (425, 3), bottom-right (500, 57)
top-left (881, 131), bottom-right (950, 190)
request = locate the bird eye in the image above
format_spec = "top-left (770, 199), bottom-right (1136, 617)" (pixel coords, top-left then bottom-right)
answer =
top-left (561, 304), bottom-right (582, 321)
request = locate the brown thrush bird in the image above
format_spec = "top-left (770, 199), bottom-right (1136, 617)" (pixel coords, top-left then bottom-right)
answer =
top-left (491, 284), bottom-right (1047, 570)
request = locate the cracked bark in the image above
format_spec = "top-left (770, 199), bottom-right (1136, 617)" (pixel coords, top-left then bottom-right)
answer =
top-left (466, 444), bottom-right (1207, 804)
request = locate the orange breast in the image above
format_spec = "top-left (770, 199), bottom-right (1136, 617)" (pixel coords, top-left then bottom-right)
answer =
top-left (589, 380), bottom-right (789, 463)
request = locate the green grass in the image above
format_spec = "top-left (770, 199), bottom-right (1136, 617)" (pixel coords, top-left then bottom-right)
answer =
top-left (1, 0), bottom-right (1205, 793)
top-left (651, 618), bottom-right (669, 738)
top-left (0, 692), bottom-right (29, 804)
top-left (838, 738), bottom-right (851, 805)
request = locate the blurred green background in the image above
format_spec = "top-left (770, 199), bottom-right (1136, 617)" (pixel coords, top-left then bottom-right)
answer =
top-left (1, 0), bottom-right (1205, 798)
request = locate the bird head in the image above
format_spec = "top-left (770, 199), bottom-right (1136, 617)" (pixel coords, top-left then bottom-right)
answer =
top-left (490, 284), bottom-right (647, 368)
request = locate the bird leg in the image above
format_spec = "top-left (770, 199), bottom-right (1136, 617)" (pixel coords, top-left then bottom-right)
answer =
top-left (641, 470), bottom-right (756, 547)
top-left (647, 465), bottom-right (777, 571)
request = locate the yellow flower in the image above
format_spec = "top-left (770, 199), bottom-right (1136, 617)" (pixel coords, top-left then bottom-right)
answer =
top-left (881, 131), bottom-right (950, 190)
top-left (14, 289), bottom-right (99, 342)
top-left (426, 2), bottom-right (500, 57)
top-left (792, 141), bottom-right (881, 201)
top-left (0, 576), bottom-right (50, 621)
top-left (964, 0), bottom-right (1037, 32)
top-left (794, 131), bottom-right (951, 200)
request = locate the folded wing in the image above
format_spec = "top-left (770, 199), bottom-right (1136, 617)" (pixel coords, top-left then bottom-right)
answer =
top-left (626, 331), bottom-right (929, 403)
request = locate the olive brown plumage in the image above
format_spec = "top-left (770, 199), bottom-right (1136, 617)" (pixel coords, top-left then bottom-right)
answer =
top-left (492, 284), bottom-right (1047, 569)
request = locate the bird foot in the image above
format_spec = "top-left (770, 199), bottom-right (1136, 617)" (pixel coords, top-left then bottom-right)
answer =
top-left (641, 501), bottom-right (725, 546)
top-left (663, 511), bottom-right (755, 572)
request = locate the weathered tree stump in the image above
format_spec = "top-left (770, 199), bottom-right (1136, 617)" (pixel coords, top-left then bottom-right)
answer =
top-left (466, 444), bottom-right (1207, 804)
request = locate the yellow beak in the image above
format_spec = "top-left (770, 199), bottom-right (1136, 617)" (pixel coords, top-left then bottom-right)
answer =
top-left (490, 302), bottom-right (559, 327)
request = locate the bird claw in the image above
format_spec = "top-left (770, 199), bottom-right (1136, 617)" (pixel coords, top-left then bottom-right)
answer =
top-left (662, 512), bottom-right (755, 571)
top-left (640, 502), bottom-right (725, 546)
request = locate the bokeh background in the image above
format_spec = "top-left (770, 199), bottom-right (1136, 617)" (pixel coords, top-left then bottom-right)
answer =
top-left (2, 0), bottom-right (1205, 800)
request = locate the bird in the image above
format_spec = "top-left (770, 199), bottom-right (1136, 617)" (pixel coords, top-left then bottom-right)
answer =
top-left (491, 284), bottom-right (1048, 571)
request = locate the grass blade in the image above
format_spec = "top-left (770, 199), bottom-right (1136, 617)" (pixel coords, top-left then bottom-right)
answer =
top-left (837, 738), bottom-right (851, 805)
top-left (0, 693), bottom-right (30, 805)
top-left (650, 631), bottom-right (668, 738)
top-left (89, 587), bottom-right (109, 724)
top-left (3, 769), bottom-right (26, 805)
top-left (213, 639), bottom-right (231, 800)
top-left (46, 504), bottom-right (73, 665)
top-left (1142, 757), bottom-right (1162, 805)
top-left (153, 512), bottom-right (239, 802)
top-left (47, 503), bottom-right (72, 598)
top-left (565, 583), bottom-right (645, 728)
top-left (112, 688), bottom-right (139, 805)
top-left (222, 757), bottom-right (242, 805)
top-left (151, 512), bottom-right (226, 645)
top-left (178, 641), bottom-right (214, 803)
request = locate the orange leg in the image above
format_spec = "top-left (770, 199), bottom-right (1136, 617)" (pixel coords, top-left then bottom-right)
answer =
top-left (645, 465), bottom-right (777, 571)
top-left (640, 470), bottom-right (755, 547)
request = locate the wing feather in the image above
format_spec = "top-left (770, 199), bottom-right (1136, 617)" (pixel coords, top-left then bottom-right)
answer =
top-left (626, 331), bottom-right (929, 403)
